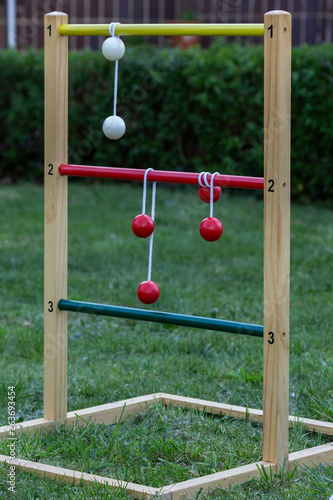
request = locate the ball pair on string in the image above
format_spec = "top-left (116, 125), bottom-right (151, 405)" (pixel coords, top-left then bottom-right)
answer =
top-left (198, 172), bottom-right (223, 242)
top-left (132, 168), bottom-right (160, 304)
top-left (102, 22), bottom-right (126, 140)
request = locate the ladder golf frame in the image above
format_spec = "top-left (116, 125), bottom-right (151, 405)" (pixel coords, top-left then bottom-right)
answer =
top-left (0, 10), bottom-right (332, 499)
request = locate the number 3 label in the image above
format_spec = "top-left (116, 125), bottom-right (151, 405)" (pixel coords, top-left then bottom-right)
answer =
top-left (268, 331), bottom-right (275, 344)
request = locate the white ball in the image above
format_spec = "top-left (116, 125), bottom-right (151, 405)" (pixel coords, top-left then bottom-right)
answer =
top-left (103, 115), bottom-right (126, 140)
top-left (102, 37), bottom-right (125, 61)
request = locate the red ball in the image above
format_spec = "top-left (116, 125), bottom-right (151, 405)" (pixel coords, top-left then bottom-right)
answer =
top-left (132, 214), bottom-right (154, 238)
top-left (200, 217), bottom-right (223, 242)
top-left (198, 186), bottom-right (221, 204)
top-left (137, 281), bottom-right (160, 304)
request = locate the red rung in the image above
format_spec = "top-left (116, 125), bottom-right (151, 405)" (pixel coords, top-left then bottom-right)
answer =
top-left (59, 164), bottom-right (264, 190)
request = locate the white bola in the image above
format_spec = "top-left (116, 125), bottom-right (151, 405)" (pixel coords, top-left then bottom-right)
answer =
top-left (103, 115), bottom-right (126, 140)
top-left (102, 37), bottom-right (125, 61)
top-left (102, 24), bottom-right (126, 139)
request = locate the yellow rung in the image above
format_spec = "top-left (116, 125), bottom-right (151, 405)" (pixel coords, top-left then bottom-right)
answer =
top-left (59, 23), bottom-right (264, 37)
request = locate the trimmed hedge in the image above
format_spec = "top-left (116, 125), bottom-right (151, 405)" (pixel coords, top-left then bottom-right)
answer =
top-left (0, 41), bottom-right (332, 203)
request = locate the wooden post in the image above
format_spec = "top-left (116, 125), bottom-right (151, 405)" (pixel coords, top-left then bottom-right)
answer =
top-left (44, 12), bottom-right (68, 423)
top-left (263, 11), bottom-right (291, 466)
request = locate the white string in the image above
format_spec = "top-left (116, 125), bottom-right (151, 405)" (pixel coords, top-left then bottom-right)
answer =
top-left (147, 181), bottom-right (156, 281)
top-left (108, 22), bottom-right (121, 116)
top-left (209, 172), bottom-right (219, 217)
top-left (198, 171), bottom-right (221, 216)
top-left (108, 22), bottom-right (119, 37)
top-left (113, 60), bottom-right (119, 116)
top-left (151, 181), bottom-right (156, 221)
top-left (142, 167), bottom-right (153, 214)
top-left (140, 168), bottom-right (156, 282)
top-left (198, 171), bottom-right (210, 187)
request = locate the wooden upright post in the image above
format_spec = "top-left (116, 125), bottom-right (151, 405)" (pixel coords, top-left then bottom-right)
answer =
top-left (44, 12), bottom-right (68, 423)
top-left (263, 11), bottom-right (291, 467)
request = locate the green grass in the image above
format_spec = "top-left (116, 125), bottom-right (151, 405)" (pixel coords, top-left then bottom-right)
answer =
top-left (0, 183), bottom-right (332, 498)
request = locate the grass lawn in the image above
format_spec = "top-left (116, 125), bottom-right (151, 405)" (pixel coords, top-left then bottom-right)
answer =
top-left (0, 182), bottom-right (332, 499)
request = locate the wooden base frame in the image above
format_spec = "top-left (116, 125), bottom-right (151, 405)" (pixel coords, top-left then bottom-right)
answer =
top-left (1, 10), bottom-right (332, 499)
top-left (0, 393), bottom-right (332, 499)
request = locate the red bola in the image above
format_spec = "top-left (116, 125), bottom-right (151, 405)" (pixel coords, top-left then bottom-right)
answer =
top-left (137, 280), bottom-right (160, 304)
top-left (200, 217), bottom-right (223, 242)
top-left (198, 186), bottom-right (222, 204)
top-left (132, 214), bottom-right (154, 238)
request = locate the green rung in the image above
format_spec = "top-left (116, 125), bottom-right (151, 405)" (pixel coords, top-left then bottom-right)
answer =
top-left (58, 299), bottom-right (263, 338)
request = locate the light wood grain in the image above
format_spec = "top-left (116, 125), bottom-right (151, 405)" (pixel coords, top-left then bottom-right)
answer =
top-left (288, 415), bottom-right (333, 435)
top-left (160, 462), bottom-right (276, 499)
top-left (1, 393), bottom-right (332, 498)
top-left (44, 12), bottom-right (68, 423)
top-left (0, 395), bottom-right (162, 439)
top-left (263, 10), bottom-right (291, 467)
top-left (0, 454), bottom-right (160, 499)
top-left (161, 395), bottom-right (333, 436)
top-left (1, 394), bottom-right (331, 439)
top-left (161, 393), bottom-right (263, 422)
top-left (289, 442), bottom-right (333, 469)
top-left (1, 443), bottom-right (331, 499)
top-left (0, 418), bottom-right (55, 439)
top-left (65, 393), bottom-right (164, 426)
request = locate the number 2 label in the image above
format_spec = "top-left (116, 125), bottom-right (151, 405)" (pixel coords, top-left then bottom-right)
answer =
top-left (268, 179), bottom-right (274, 192)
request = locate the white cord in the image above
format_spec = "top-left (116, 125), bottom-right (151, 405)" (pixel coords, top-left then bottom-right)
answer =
top-left (147, 180), bottom-right (156, 281)
top-left (209, 172), bottom-right (219, 218)
top-left (142, 167), bottom-right (153, 214)
top-left (108, 22), bottom-right (120, 37)
top-left (108, 22), bottom-right (121, 116)
top-left (113, 60), bottom-right (119, 116)
top-left (140, 168), bottom-right (156, 281)
top-left (198, 171), bottom-right (210, 188)
top-left (151, 181), bottom-right (156, 221)
top-left (198, 171), bottom-right (220, 217)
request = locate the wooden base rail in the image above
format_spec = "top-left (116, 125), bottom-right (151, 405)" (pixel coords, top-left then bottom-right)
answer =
top-left (0, 394), bottom-right (332, 499)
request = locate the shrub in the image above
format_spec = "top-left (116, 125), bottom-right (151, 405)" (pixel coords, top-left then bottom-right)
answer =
top-left (0, 41), bottom-right (332, 204)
